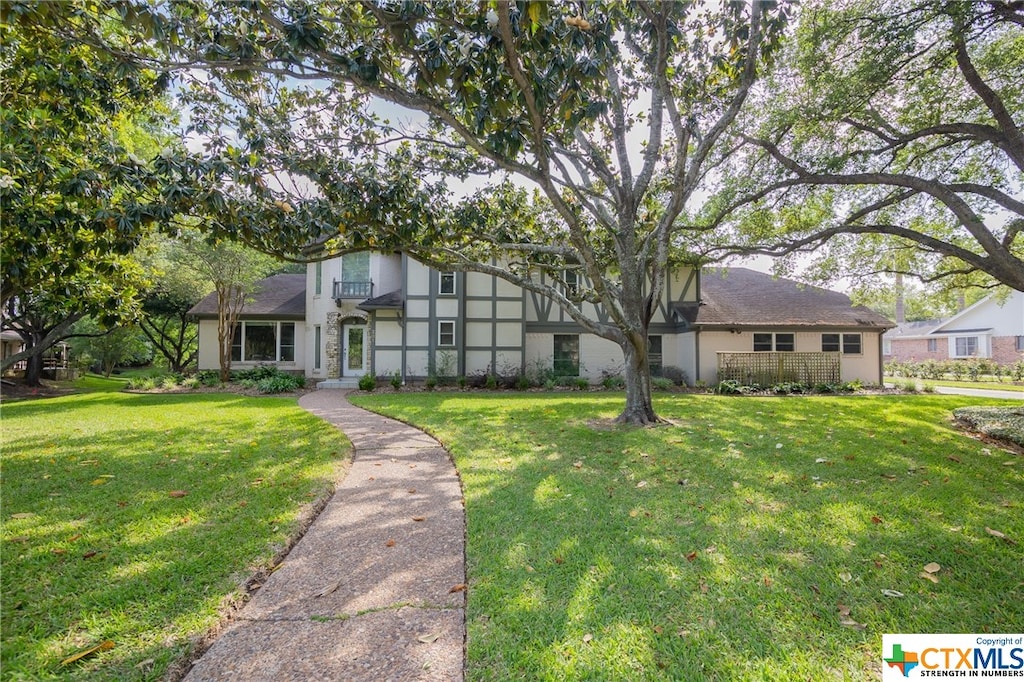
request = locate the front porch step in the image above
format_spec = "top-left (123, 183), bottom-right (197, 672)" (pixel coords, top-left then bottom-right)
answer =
top-left (316, 378), bottom-right (361, 389)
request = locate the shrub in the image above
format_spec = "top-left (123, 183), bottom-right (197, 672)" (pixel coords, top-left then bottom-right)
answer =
top-left (774, 382), bottom-right (808, 395)
top-left (181, 376), bottom-right (200, 389)
top-left (543, 378), bottom-right (556, 390)
top-left (390, 371), bottom-right (402, 390)
top-left (126, 377), bottom-right (157, 391)
top-left (160, 375), bottom-right (179, 390)
top-left (255, 374), bottom-right (301, 393)
top-left (953, 406), bottom-right (1024, 446)
top-left (358, 374), bottom-right (377, 391)
top-left (966, 361), bottom-right (982, 381)
top-left (575, 377), bottom-right (590, 390)
top-left (657, 365), bottom-right (688, 386)
top-left (714, 379), bottom-right (744, 395)
top-left (651, 377), bottom-right (674, 391)
top-left (602, 375), bottom-right (625, 389)
top-left (516, 373), bottom-right (531, 390)
top-left (457, 375), bottom-right (468, 389)
top-left (1013, 360), bottom-right (1024, 382)
top-left (425, 375), bottom-right (437, 391)
top-left (950, 362), bottom-right (967, 381)
top-left (236, 364), bottom-right (281, 382)
top-left (922, 383), bottom-right (936, 393)
top-left (898, 379), bottom-right (918, 393)
top-left (485, 373), bottom-right (498, 390)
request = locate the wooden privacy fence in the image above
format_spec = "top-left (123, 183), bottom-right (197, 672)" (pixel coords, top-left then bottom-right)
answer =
top-left (717, 352), bottom-right (841, 386)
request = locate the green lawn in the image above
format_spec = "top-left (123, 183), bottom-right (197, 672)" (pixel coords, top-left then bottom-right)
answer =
top-left (352, 392), bottom-right (1024, 681)
top-left (1, 381), bottom-right (349, 681)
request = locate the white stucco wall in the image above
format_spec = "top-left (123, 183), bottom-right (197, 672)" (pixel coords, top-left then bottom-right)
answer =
top-left (697, 329), bottom-right (884, 385)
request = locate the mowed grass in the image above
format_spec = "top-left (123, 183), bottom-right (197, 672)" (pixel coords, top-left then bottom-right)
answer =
top-left (1, 384), bottom-right (349, 681)
top-left (352, 392), bottom-right (1024, 681)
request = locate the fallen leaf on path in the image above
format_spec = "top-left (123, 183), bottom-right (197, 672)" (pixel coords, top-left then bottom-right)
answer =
top-left (407, 488), bottom-right (417, 494)
top-left (385, 539), bottom-right (396, 547)
top-left (582, 633), bottom-right (593, 643)
top-left (839, 572), bottom-right (853, 583)
top-left (573, 461), bottom-right (583, 469)
top-left (412, 516), bottom-right (425, 522)
top-left (636, 480), bottom-right (648, 488)
top-left (82, 551), bottom-right (98, 559)
top-left (51, 548), bottom-right (66, 554)
top-left (881, 589), bottom-right (904, 598)
top-left (449, 584), bottom-right (466, 593)
top-left (168, 490), bottom-right (188, 498)
top-left (653, 625), bottom-right (663, 634)
top-left (685, 551), bottom-right (698, 562)
top-left (871, 516), bottom-right (883, 524)
top-left (416, 632), bottom-right (440, 644)
top-left (61, 640), bottom-right (114, 665)
top-left (947, 456), bottom-right (961, 463)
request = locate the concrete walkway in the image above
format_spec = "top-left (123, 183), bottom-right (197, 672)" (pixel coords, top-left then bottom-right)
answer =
top-left (184, 390), bottom-right (466, 682)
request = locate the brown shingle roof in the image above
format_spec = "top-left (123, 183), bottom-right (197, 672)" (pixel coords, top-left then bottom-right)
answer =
top-left (188, 274), bottom-right (306, 319)
top-left (694, 268), bottom-right (893, 329)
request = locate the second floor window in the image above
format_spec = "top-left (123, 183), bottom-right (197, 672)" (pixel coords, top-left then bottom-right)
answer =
top-left (439, 271), bottom-right (456, 295)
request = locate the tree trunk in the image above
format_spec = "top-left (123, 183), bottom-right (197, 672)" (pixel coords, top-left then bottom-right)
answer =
top-left (616, 331), bottom-right (661, 425)
top-left (24, 352), bottom-right (43, 387)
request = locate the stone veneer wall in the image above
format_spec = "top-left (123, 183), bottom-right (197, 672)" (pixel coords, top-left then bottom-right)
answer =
top-left (324, 307), bottom-right (370, 379)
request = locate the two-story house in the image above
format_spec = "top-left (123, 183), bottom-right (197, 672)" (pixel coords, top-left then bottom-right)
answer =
top-left (189, 255), bottom-right (893, 386)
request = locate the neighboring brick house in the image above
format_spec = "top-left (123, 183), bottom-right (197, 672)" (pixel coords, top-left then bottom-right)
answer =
top-left (883, 290), bottom-right (1024, 364)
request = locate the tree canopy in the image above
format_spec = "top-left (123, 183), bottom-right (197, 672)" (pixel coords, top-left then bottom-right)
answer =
top-left (96, 0), bottom-right (792, 423)
top-left (702, 0), bottom-right (1024, 292)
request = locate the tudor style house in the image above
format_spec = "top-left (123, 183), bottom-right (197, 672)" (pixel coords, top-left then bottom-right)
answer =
top-left (189, 255), bottom-right (894, 387)
top-left (883, 289), bottom-right (1024, 364)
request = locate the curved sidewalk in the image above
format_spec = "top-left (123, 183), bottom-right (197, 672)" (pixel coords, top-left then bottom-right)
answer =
top-left (184, 390), bottom-right (466, 682)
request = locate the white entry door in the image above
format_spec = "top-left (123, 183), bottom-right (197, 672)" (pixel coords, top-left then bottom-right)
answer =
top-left (342, 324), bottom-right (367, 377)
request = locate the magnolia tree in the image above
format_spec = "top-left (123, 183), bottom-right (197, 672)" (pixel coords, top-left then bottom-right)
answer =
top-left (100, 0), bottom-right (792, 423)
top-left (699, 0), bottom-right (1024, 293)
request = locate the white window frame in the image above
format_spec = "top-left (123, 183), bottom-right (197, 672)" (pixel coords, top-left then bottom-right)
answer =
top-left (439, 271), bottom-right (456, 296)
top-left (230, 321), bottom-right (297, 363)
top-left (754, 332), bottom-right (795, 352)
top-left (438, 320), bottom-right (456, 347)
top-left (954, 336), bottom-right (978, 358)
top-left (562, 268), bottom-right (579, 297)
top-left (313, 325), bottom-right (322, 371)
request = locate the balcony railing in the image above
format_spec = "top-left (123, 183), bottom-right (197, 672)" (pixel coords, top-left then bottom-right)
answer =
top-left (333, 280), bottom-right (373, 299)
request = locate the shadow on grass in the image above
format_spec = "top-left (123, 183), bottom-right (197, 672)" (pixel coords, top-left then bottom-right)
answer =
top-left (356, 392), bottom-right (1024, 681)
top-left (1, 391), bottom-right (348, 681)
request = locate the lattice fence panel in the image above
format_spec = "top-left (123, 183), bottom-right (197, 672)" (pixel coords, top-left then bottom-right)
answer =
top-left (717, 352), bottom-right (841, 386)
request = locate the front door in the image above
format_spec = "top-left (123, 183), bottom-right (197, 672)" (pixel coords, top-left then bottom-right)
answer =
top-left (341, 324), bottom-right (367, 377)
